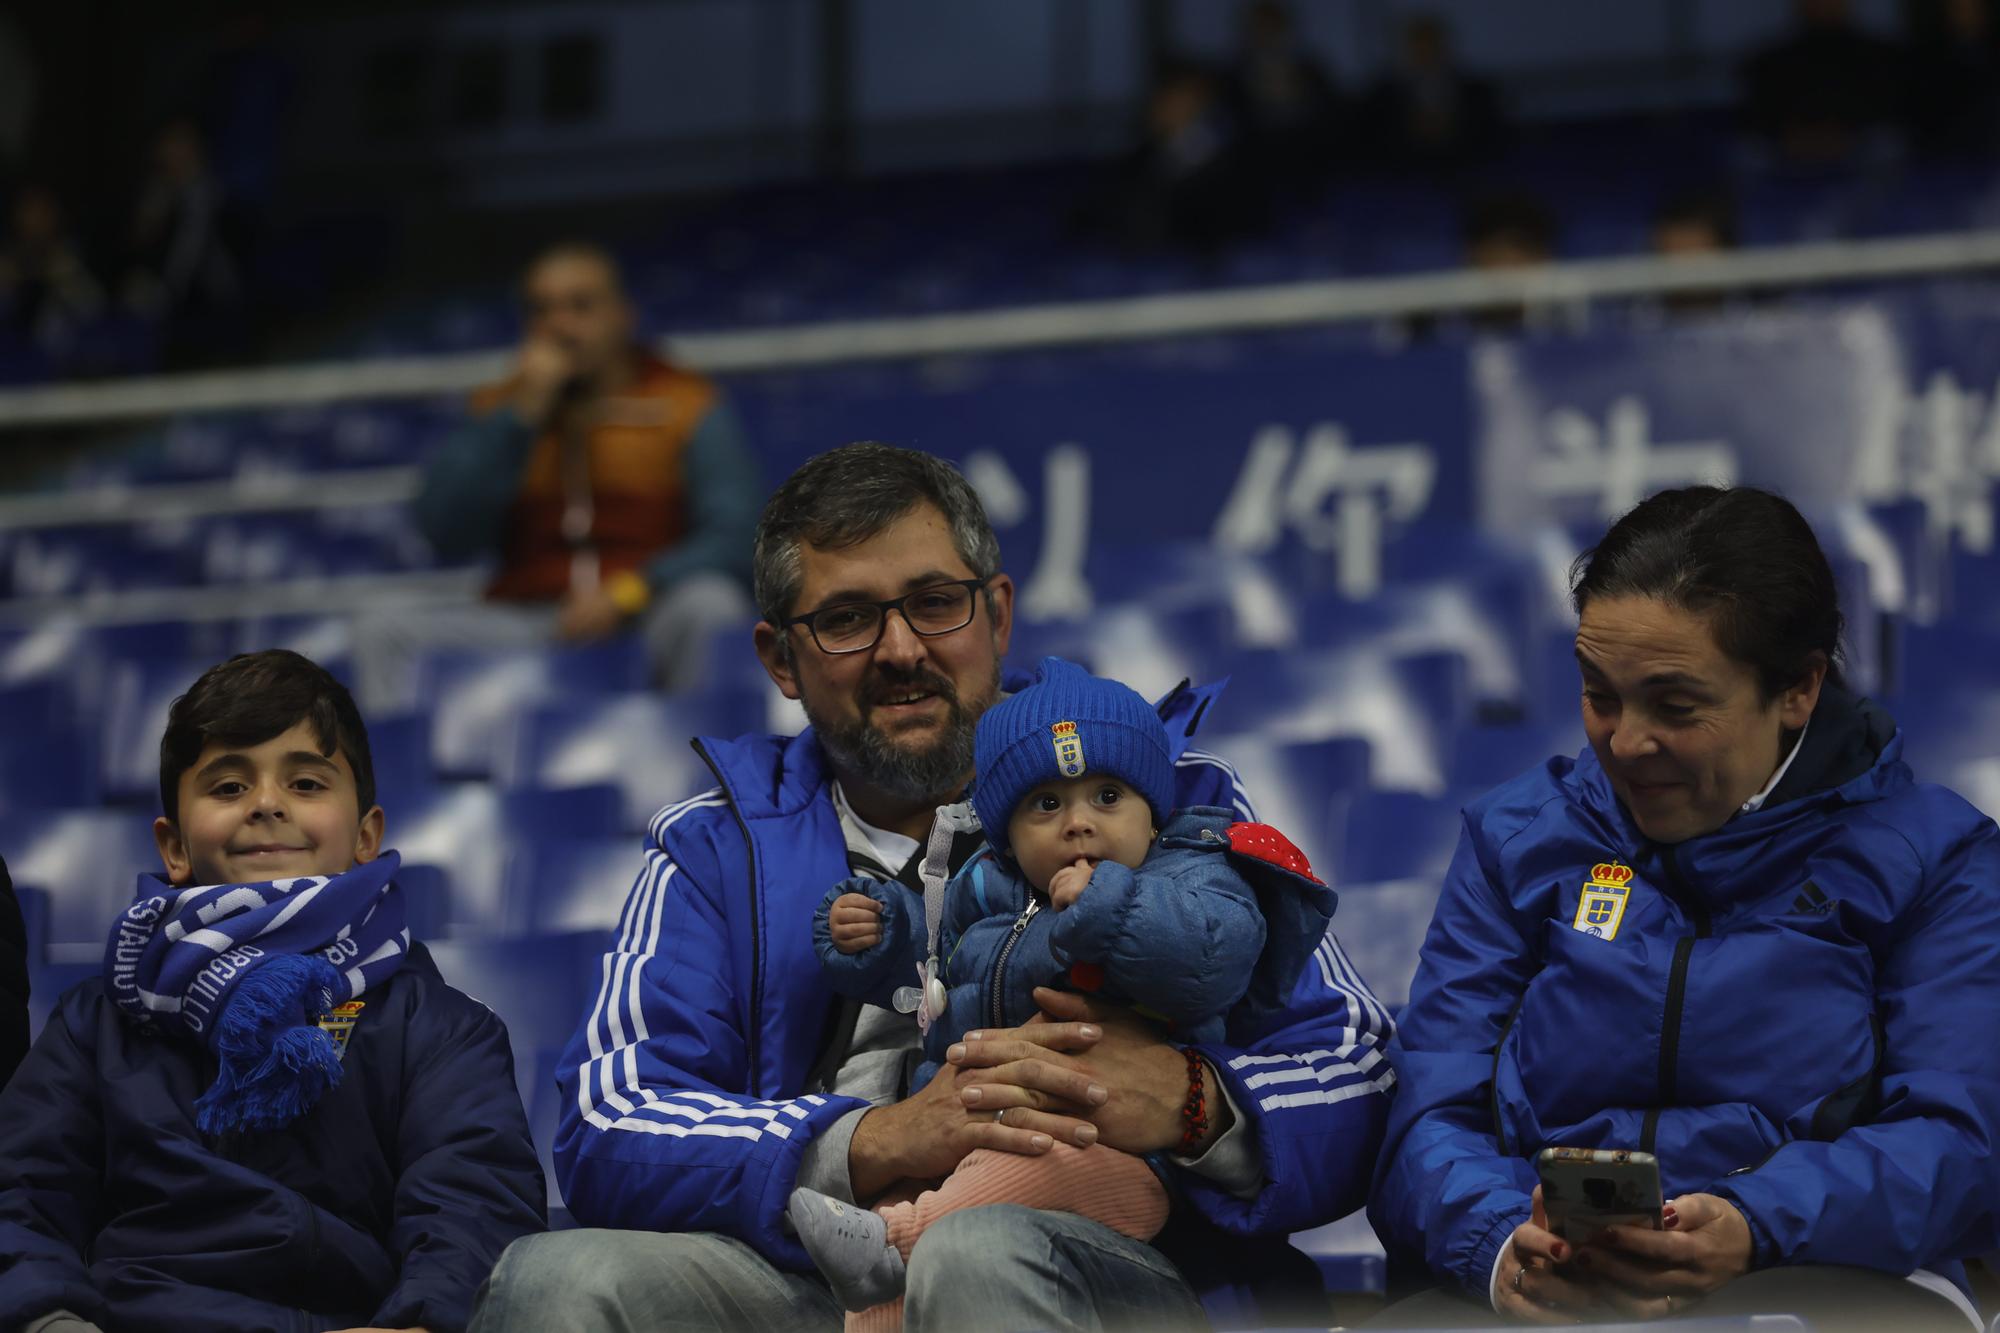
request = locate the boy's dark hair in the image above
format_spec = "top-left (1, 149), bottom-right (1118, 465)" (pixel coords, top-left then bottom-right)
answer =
top-left (1571, 485), bottom-right (1845, 701)
top-left (158, 650), bottom-right (376, 823)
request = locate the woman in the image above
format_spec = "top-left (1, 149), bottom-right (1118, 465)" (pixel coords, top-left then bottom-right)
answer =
top-left (1369, 486), bottom-right (2000, 1330)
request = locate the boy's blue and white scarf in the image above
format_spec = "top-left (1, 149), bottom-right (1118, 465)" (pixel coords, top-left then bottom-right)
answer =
top-left (103, 851), bottom-right (409, 1136)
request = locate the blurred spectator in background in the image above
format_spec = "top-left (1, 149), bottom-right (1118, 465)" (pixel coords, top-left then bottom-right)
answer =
top-left (1653, 188), bottom-right (1739, 257)
top-left (1360, 14), bottom-right (1506, 172)
top-left (1903, 0), bottom-right (2000, 158)
top-left (1742, 0), bottom-right (1903, 166)
top-left (1650, 188), bottom-right (1740, 317)
top-left (124, 117), bottom-right (246, 364)
top-left (1460, 191), bottom-right (1558, 332)
top-left (1463, 191), bottom-right (1556, 271)
top-left (0, 184), bottom-right (104, 354)
top-left (1080, 58), bottom-right (1262, 254)
top-left (1228, 1), bottom-right (1345, 193)
top-left (0, 857), bottom-right (23, 1092)
top-left (358, 241), bottom-right (759, 710)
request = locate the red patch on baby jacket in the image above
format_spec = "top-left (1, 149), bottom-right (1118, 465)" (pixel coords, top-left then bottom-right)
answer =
top-left (1068, 961), bottom-right (1105, 992)
top-left (1225, 822), bottom-right (1323, 884)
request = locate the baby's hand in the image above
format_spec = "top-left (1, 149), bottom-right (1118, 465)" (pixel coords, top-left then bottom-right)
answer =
top-left (828, 893), bottom-right (885, 953)
top-left (1049, 858), bottom-right (1095, 911)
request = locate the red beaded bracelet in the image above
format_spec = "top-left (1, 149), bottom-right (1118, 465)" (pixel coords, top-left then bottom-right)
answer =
top-left (1177, 1048), bottom-right (1209, 1153)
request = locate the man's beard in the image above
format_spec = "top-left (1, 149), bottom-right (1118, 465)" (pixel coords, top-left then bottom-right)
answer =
top-left (806, 660), bottom-right (1000, 805)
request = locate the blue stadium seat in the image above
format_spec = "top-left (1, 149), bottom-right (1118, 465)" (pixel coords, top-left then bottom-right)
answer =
top-left (383, 783), bottom-right (505, 931)
top-left (1201, 736), bottom-right (1373, 877)
top-left (505, 691), bottom-right (766, 832)
top-left (424, 929), bottom-right (608, 1220)
top-left (1329, 791), bottom-right (1469, 888)
top-left (15, 883), bottom-right (46, 966)
top-left (500, 835), bottom-right (640, 936)
top-left (0, 683), bottom-right (98, 812)
top-left (0, 809), bottom-right (163, 948)
top-left (1331, 878), bottom-right (1444, 1011)
top-left (1449, 720), bottom-right (1586, 793)
top-left (414, 640), bottom-right (650, 779)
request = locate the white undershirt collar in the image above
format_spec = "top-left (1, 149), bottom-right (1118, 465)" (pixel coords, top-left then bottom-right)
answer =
top-left (1739, 719), bottom-right (1810, 816)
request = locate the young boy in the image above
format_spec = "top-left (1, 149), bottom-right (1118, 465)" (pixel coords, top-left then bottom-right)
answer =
top-left (789, 657), bottom-right (1335, 1330)
top-left (0, 650), bottom-right (544, 1333)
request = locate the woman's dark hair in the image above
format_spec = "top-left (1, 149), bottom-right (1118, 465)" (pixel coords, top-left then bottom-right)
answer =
top-left (158, 650), bottom-right (375, 823)
top-left (1570, 486), bottom-right (1844, 699)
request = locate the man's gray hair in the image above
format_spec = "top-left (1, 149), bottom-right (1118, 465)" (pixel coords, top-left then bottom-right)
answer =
top-left (753, 442), bottom-right (1002, 630)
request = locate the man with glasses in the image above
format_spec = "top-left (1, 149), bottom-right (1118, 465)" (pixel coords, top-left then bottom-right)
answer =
top-left (470, 443), bottom-right (1394, 1331)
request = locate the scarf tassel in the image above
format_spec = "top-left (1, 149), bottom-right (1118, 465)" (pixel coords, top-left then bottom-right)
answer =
top-left (194, 954), bottom-right (347, 1136)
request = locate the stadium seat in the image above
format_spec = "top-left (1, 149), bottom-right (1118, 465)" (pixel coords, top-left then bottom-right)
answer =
top-left (1329, 790), bottom-right (1468, 888)
top-left (421, 928), bottom-right (608, 1219)
top-left (499, 835), bottom-right (640, 936)
top-left (0, 808), bottom-right (164, 950)
top-left (505, 691), bottom-right (766, 832)
top-left (1331, 878), bottom-right (1444, 1010)
top-left (1203, 736), bottom-right (1373, 877)
top-left (414, 639), bottom-right (650, 779)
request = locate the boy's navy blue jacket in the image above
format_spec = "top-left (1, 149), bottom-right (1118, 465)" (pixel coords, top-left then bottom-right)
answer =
top-left (0, 939), bottom-right (547, 1333)
top-left (814, 807), bottom-right (1338, 1074)
top-left (1370, 688), bottom-right (2000, 1301)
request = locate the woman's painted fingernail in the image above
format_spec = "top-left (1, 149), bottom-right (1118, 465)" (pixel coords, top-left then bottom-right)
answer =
top-left (1551, 1242), bottom-right (1569, 1261)
top-left (1075, 1124), bottom-right (1099, 1145)
top-left (962, 1086), bottom-right (983, 1105)
top-left (1030, 1134), bottom-right (1052, 1150)
top-left (1086, 1083), bottom-right (1109, 1104)
top-left (947, 1044), bottom-right (966, 1062)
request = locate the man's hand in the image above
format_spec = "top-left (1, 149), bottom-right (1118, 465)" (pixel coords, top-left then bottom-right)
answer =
top-left (1575, 1193), bottom-right (1753, 1318)
top-left (847, 1060), bottom-right (1077, 1201)
top-left (556, 586), bottom-right (624, 641)
top-left (1496, 1187), bottom-right (1601, 1324)
top-left (1049, 858), bottom-right (1093, 911)
top-left (828, 893), bottom-right (884, 954)
top-left (512, 336), bottom-right (574, 429)
top-left (948, 988), bottom-right (1227, 1155)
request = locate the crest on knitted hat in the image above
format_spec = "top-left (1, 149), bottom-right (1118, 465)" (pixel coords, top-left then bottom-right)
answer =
top-left (1051, 721), bottom-right (1085, 776)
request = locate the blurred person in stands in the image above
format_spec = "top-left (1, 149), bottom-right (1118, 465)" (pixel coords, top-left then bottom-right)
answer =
top-left (0, 650), bottom-right (545, 1333)
top-left (1359, 14), bottom-right (1506, 172)
top-left (1370, 487), bottom-right (2000, 1330)
top-left (468, 443), bottom-right (1393, 1332)
top-left (0, 855), bottom-right (24, 1090)
top-left (361, 241), bottom-right (758, 710)
top-left (1081, 59), bottom-right (1263, 254)
top-left (1228, 1), bottom-right (1345, 192)
top-left (1649, 188), bottom-right (1739, 317)
top-left (1742, 0), bottom-right (1904, 165)
top-left (1446, 192), bottom-right (1558, 334)
top-left (0, 184), bottom-right (104, 355)
top-left (1904, 0), bottom-right (2000, 158)
top-left (125, 117), bottom-right (246, 363)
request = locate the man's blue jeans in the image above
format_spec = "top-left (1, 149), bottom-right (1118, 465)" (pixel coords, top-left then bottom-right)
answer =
top-left (468, 1204), bottom-right (1208, 1332)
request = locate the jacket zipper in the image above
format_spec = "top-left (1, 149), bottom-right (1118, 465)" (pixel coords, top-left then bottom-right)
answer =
top-left (1643, 845), bottom-right (1712, 1155)
top-left (693, 739), bottom-right (764, 1094)
top-left (987, 898), bottom-right (1041, 1030)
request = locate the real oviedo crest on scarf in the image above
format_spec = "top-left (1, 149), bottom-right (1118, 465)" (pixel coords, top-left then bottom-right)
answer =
top-left (1051, 720), bottom-right (1086, 777)
top-left (1571, 862), bottom-right (1634, 940)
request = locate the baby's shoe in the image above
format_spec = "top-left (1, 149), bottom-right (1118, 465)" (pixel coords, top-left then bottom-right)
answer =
top-left (787, 1187), bottom-right (907, 1311)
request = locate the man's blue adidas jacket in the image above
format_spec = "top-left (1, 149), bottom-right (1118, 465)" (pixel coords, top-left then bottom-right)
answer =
top-left (552, 692), bottom-right (1397, 1293)
top-left (0, 942), bottom-right (546, 1332)
top-left (1370, 690), bottom-right (2000, 1301)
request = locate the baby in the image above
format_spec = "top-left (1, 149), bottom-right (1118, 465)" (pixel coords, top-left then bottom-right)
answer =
top-left (789, 657), bottom-right (1334, 1329)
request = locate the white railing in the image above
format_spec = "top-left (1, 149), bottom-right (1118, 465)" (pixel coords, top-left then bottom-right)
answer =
top-left (1, 226), bottom-right (1997, 433)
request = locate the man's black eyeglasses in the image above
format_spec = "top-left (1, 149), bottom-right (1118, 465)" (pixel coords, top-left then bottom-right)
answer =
top-left (784, 578), bottom-right (989, 655)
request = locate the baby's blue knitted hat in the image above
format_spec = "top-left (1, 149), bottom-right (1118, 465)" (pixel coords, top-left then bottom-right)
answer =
top-left (972, 657), bottom-right (1174, 852)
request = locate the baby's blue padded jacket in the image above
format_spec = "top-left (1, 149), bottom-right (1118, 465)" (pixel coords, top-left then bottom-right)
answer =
top-left (813, 807), bottom-right (1337, 1074)
top-left (1369, 689), bottom-right (2000, 1302)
